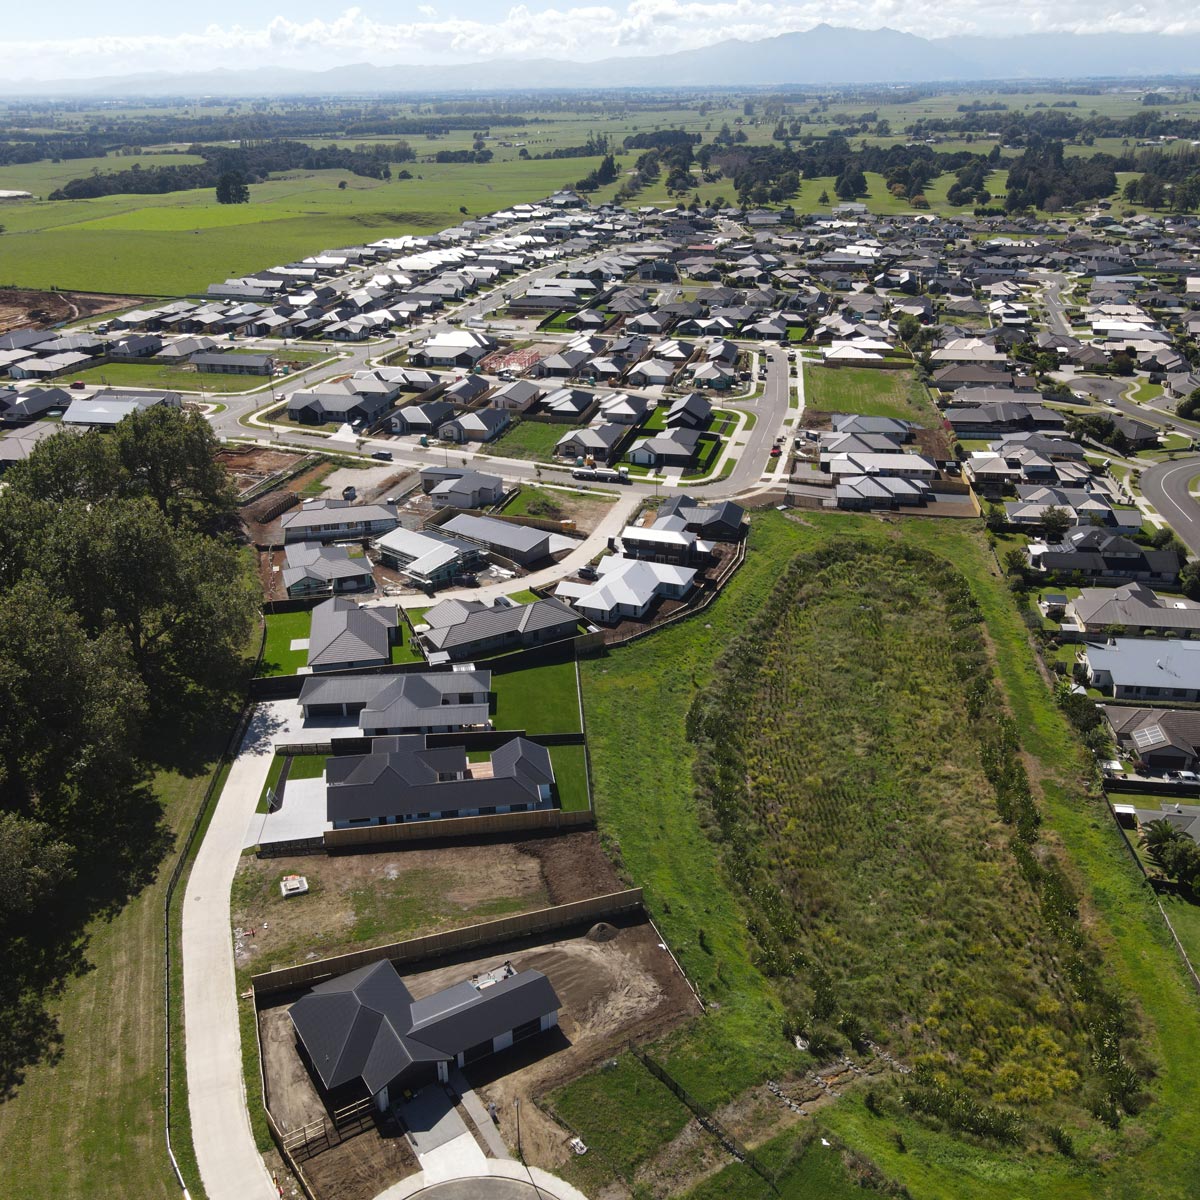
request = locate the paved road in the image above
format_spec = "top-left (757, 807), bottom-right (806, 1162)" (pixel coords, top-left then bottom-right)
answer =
top-left (1141, 455), bottom-right (1200, 553)
top-left (1040, 271), bottom-right (1072, 338)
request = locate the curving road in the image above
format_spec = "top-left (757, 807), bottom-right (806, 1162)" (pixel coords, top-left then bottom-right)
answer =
top-left (1140, 455), bottom-right (1200, 553)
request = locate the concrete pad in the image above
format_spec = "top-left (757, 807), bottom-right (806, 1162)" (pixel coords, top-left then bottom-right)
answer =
top-left (418, 1133), bottom-right (489, 1184)
top-left (244, 776), bottom-right (328, 849)
top-left (289, 637), bottom-right (310, 651)
top-left (402, 1087), bottom-right (470, 1155)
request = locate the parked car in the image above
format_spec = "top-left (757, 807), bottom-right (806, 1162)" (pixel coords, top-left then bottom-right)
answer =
top-left (371, 449), bottom-right (393, 460)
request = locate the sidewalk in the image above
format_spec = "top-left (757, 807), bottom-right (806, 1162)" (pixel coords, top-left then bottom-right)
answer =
top-left (183, 710), bottom-right (281, 1200)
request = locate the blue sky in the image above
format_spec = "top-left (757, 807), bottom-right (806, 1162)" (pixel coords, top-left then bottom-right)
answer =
top-left (7, 3), bottom-right (1200, 80)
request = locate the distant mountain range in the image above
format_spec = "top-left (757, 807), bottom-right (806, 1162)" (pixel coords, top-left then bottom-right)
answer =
top-left (8, 25), bottom-right (1200, 97)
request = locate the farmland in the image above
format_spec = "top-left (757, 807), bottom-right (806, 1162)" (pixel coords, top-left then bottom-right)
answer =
top-left (565, 511), bottom-right (1200, 1199)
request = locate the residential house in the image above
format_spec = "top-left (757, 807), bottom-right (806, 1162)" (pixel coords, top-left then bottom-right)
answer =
top-left (1029, 526), bottom-right (1181, 585)
top-left (420, 597), bottom-right (579, 661)
top-left (288, 957), bottom-right (559, 1103)
top-left (306, 597), bottom-right (398, 673)
top-left (281, 499), bottom-right (399, 544)
top-left (627, 428), bottom-right (703, 468)
top-left (192, 352), bottom-right (275, 376)
top-left (489, 380), bottom-right (541, 412)
top-left (1066, 583), bottom-right (1200, 637)
top-left (555, 555), bottom-right (696, 624)
top-left (325, 734), bottom-right (555, 827)
top-left (555, 423), bottom-right (626, 463)
top-left (282, 542), bottom-right (375, 597)
top-left (656, 494), bottom-right (745, 540)
top-left (1104, 706), bottom-right (1200, 771)
top-left (390, 400), bottom-right (456, 436)
top-left (1084, 638), bottom-right (1200, 701)
top-left (665, 392), bottom-right (712, 430)
top-left (419, 467), bottom-right (505, 510)
top-left (438, 409), bottom-right (510, 444)
top-left (299, 669), bottom-right (492, 734)
top-left (412, 329), bottom-right (495, 367)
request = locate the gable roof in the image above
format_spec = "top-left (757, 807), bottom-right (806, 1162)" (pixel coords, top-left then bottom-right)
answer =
top-left (308, 597), bottom-right (396, 668)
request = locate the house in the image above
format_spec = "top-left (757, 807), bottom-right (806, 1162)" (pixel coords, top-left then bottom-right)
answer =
top-left (825, 452), bottom-right (939, 480)
top-left (1029, 527), bottom-right (1180, 585)
top-left (1004, 486), bottom-right (1116, 527)
top-left (665, 392), bottom-right (712, 430)
top-left (287, 384), bottom-right (392, 426)
top-left (282, 543), bottom-right (375, 597)
top-left (438, 409), bottom-right (510, 444)
top-left (555, 423), bottom-right (626, 463)
top-left (596, 392), bottom-right (647, 425)
top-left (373, 526), bottom-right (484, 589)
top-left (489, 380), bottom-right (541, 412)
top-left (420, 597), bottom-right (579, 661)
top-left (412, 329), bottom-right (495, 367)
top-left (299, 669), bottom-right (492, 734)
top-left (289, 958), bottom-right (560, 1107)
top-left (1084, 638), bottom-right (1200, 701)
top-left (440, 513), bottom-right (552, 566)
top-left (835, 475), bottom-right (932, 510)
top-left (1109, 413), bottom-right (1160, 451)
top-left (626, 359), bottom-right (676, 388)
top-left (946, 403), bottom-right (1068, 439)
top-left (555, 555), bottom-right (696, 624)
top-left (1104, 706), bottom-right (1200, 771)
top-left (191, 352), bottom-right (275, 376)
top-left (539, 388), bottom-right (596, 420)
top-left (0, 386), bottom-right (73, 424)
top-left (306, 597), bottom-right (398, 673)
top-left (281, 499), bottom-right (399, 544)
top-left (420, 467), bottom-right (505, 509)
top-left (627, 428), bottom-right (703, 468)
top-left (325, 734), bottom-right (555, 827)
top-left (1066, 584), bottom-right (1200, 637)
top-left (444, 375), bottom-right (490, 406)
top-left (656, 495), bottom-right (745, 540)
top-left (619, 523), bottom-right (702, 565)
top-left (61, 390), bottom-right (181, 429)
top-left (390, 400), bottom-right (456, 436)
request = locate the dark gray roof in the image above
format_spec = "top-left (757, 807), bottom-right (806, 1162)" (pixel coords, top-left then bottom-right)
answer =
top-left (441, 513), bottom-right (550, 557)
top-left (289, 958), bottom-right (559, 1096)
top-left (300, 669), bottom-right (492, 731)
top-left (308, 597), bottom-right (397, 668)
top-left (423, 598), bottom-right (578, 653)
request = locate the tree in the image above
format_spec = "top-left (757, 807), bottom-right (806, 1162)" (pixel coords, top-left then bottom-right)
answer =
top-left (1177, 387), bottom-right (1200, 421)
top-left (835, 163), bottom-right (867, 200)
top-left (215, 171), bottom-right (249, 204)
top-left (1041, 505), bottom-right (1071, 542)
top-left (1180, 559), bottom-right (1200, 601)
top-left (818, 189), bottom-right (830, 205)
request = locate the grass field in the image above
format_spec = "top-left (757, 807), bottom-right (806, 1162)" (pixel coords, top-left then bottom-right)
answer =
top-left (491, 660), bottom-right (581, 734)
top-left (563, 511), bottom-right (1200, 1199)
top-left (259, 609), bottom-right (311, 676)
top-left (67, 360), bottom-right (277, 394)
top-left (548, 743), bottom-right (590, 812)
top-left (478, 418), bottom-right (569, 462)
top-left (803, 365), bottom-right (931, 423)
top-left (0, 714), bottom-right (234, 1200)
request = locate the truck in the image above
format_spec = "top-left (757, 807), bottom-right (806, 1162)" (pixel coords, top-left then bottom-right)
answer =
top-left (592, 466), bottom-right (631, 484)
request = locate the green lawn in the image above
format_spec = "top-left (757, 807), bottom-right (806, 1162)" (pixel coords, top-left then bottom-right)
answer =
top-left (682, 432), bottom-right (724, 479)
top-left (478, 418), bottom-right (569, 462)
top-left (391, 623), bottom-right (425, 664)
top-left (492, 660), bottom-right (581, 734)
top-left (0, 704), bottom-right (237, 1200)
top-left (565, 511), bottom-right (1200, 1200)
top-left (549, 743), bottom-right (591, 812)
top-left (66, 360), bottom-right (277, 394)
top-left (259, 609), bottom-right (311, 676)
top-left (803, 365), bottom-right (933, 423)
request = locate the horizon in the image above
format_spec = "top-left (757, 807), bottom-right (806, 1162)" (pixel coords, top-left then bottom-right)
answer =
top-left (7, 4), bottom-right (1200, 84)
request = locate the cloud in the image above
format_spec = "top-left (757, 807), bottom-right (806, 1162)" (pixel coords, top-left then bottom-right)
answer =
top-left (8, 2), bottom-right (1200, 80)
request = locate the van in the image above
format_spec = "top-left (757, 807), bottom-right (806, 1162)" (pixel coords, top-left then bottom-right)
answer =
top-left (371, 449), bottom-right (393, 461)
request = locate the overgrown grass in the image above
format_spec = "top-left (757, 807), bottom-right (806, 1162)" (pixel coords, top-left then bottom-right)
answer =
top-left (568, 511), bottom-right (1200, 1199)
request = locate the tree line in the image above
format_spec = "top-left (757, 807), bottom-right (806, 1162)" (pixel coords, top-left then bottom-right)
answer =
top-left (47, 138), bottom-right (402, 201)
top-left (0, 407), bottom-right (257, 1097)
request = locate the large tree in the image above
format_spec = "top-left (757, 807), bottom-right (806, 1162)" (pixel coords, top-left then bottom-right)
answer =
top-left (215, 170), bottom-right (249, 204)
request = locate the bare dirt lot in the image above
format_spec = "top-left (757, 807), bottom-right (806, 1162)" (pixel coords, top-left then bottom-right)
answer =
top-left (216, 445), bottom-right (309, 499)
top-left (0, 287), bottom-right (137, 333)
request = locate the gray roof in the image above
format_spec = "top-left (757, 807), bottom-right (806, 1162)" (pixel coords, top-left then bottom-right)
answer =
top-left (283, 542), bottom-right (374, 591)
top-left (1072, 584), bottom-right (1200, 632)
top-left (308, 597), bottom-right (397, 668)
top-left (325, 733), bottom-right (553, 822)
top-left (289, 958), bottom-right (559, 1096)
top-left (441, 513), bottom-right (550, 557)
top-left (1085, 638), bottom-right (1200, 690)
top-left (423, 598), bottom-right (578, 653)
top-left (300, 669), bottom-right (492, 732)
top-left (281, 499), bottom-right (398, 532)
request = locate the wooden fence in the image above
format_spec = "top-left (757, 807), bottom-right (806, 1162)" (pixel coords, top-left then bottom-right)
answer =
top-left (322, 805), bottom-right (594, 851)
top-left (251, 888), bottom-right (644, 997)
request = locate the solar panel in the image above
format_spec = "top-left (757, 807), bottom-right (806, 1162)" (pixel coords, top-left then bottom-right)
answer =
top-left (1133, 724), bottom-right (1165, 750)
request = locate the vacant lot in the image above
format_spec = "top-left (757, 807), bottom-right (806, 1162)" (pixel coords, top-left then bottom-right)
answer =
top-left (479, 418), bottom-right (570, 462)
top-left (804, 365), bottom-right (931, 423)
top-left (502, 484), bottom-right (616, 534)
top-left (232, 841), bottom-right (553, 974)
top-left (68, 360), bottom-right (273, 393)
